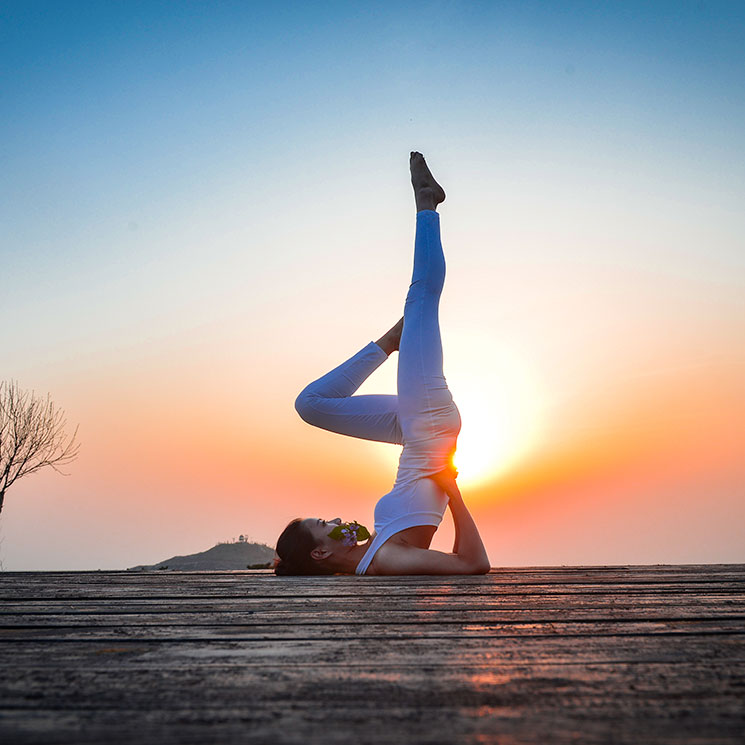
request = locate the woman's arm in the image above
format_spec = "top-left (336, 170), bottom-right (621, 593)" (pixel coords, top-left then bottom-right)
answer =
top-left (432, 467), bottom-right (461, 553)
top-left (371, 469), bottom-right (491, 575)
top-left (432, 467), bottom-right (490, 572)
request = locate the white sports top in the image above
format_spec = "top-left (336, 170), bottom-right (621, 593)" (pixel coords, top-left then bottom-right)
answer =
top-left (355, 457), bottom-right (451, 575)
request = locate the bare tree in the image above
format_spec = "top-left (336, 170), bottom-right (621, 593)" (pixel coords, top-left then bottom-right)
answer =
top-left (0, 380), bottom-right (79, 515)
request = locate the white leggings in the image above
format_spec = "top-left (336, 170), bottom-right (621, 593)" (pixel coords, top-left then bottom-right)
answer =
top-left (295, 210), bottom-right (461, 484)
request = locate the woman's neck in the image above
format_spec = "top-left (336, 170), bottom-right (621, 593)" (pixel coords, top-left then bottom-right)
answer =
top-left (328, 541), bottom-right (370, 575)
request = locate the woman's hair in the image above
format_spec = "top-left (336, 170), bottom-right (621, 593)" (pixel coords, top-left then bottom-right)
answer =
top-left (275, 518), bottom-right (333, 576)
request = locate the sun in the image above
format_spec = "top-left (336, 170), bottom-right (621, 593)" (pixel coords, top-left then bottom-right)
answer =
top-left (450, 379), bottom-right (539, 487)
top-left (446, 337), bottom-right (545, 487)
top-left (373, 338), bottom-right (545, 489)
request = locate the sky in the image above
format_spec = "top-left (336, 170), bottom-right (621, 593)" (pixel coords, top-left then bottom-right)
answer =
top-left (1, 0), bottom-right (744, 570)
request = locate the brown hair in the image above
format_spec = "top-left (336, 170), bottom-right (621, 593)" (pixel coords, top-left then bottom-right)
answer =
top-left (275, 518), bottom-right (333, 576)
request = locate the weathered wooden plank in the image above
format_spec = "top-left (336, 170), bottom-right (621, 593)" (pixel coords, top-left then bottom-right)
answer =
top-left (1, 661), bottom-right (743, 745)
top-left (2, 565), bottom-right (743, 589)
top-left (4, 568), bottom-right (743, 590)
top-left (3, 583), bottom-right (744, 601)
top-left (2, 659), bottom-right (743, 706)
top-left (3, 596), bottom-right (744, 614)
top-left (0, 605), bottom-right (745, 629)
top-left (0, 569), bottom-right (745, 592)
top-left (5, 589), bottom-right (743, 604)
top-left (3, 607), bottom-right (745, 628)
top-left (1, 706), bottom-right (742, 745)
top-left (2, 619), bottom-right (743, 641)
top-left (2, 635), bottom-right (743, 667)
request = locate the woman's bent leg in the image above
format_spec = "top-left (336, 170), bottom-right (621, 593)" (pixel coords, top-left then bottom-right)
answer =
top-left (295, 341), bottom-right (403, 444)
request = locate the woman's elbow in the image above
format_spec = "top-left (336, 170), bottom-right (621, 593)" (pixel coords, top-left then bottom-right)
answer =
top-left (470, 556), bottom-right (491, 575)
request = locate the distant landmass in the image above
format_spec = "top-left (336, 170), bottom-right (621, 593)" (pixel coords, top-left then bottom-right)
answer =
top-left (128, 541), bottom-right (276, 571)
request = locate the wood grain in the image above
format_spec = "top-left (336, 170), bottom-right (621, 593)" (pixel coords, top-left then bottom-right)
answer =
top-left (1, 565), bottom-right (743, 744)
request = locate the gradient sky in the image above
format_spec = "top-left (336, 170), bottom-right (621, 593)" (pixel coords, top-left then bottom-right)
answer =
top-left (2, 1), bottom-right (744, 570)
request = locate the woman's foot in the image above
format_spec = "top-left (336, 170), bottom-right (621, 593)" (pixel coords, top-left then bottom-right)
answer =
top-left (375, 317), bottom-right (404, 356)
top-left (410, 152), bottom-right (446, 212)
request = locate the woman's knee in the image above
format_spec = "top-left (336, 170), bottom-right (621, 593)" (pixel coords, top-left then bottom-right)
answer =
top-left (294, 388), bottom-right (319, 425)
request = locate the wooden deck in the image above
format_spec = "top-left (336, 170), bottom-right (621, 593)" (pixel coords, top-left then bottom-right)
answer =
top-left (1, 565), bottom-right (744, 744)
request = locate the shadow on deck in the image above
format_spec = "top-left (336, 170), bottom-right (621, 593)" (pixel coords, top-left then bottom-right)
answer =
top-left (1, 565), bottom-right (744, 744)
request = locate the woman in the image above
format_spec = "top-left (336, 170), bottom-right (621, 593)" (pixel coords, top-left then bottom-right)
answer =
top-left (275, 152), bottom-right (490, 576)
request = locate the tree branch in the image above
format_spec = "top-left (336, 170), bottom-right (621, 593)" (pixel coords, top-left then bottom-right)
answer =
top-left (0, 381), bottom-right (80, 509)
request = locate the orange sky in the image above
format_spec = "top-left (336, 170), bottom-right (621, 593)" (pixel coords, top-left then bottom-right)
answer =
top-left (4, 295), bottom-right (742, 569)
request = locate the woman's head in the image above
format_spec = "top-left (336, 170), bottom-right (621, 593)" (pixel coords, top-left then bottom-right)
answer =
top-left (274, 517), bottom-right (343, 576)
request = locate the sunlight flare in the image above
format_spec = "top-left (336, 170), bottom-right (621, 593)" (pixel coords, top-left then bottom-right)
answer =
top-left (371, 336), bottom-right (545, 489)
top-left (448, 340), bottom-right (545, 486)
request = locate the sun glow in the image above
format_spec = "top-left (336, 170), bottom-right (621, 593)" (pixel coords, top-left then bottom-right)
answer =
top-left (448, 342), bottom-right (545, 487)
top-left (372, 338), bottom-right (545, 489)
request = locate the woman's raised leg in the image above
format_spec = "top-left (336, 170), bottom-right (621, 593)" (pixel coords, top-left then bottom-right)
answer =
top-left (397, 153), bottom-right (460, 471)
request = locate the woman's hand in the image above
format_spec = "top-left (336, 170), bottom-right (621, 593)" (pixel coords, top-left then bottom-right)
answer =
top-left (428, 465), bottom-right (461, 500)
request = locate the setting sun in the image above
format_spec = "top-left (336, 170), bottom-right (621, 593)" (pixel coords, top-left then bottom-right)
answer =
top-left (371, 338), bottom-right (545, 489)
top-left (448, 340), bottom-right (545, 487)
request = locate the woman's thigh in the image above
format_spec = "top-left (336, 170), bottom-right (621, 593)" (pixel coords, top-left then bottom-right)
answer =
top-left (295, 392), bottom-right (404, 445)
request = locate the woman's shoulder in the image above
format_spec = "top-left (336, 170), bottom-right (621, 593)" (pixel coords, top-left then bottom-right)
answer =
top-left (366, 539), bottom-right (403, 575)
top-left (367, 539), bottom-right (431, 575)
top-left (366, 525), bottom-right (437, 574)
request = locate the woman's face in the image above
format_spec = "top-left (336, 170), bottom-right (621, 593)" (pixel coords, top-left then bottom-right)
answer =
top-left (301, 517), bottom-right (342, 545)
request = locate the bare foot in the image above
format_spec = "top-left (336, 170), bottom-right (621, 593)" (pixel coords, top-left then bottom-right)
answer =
top-left (410, 152), bottom-right (446, 212)
top-left (375, 317), bottom-right (404, 355)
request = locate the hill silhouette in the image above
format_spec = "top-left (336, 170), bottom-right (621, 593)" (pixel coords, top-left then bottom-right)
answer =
top-left (128, 541), bottom-right (275, 571)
